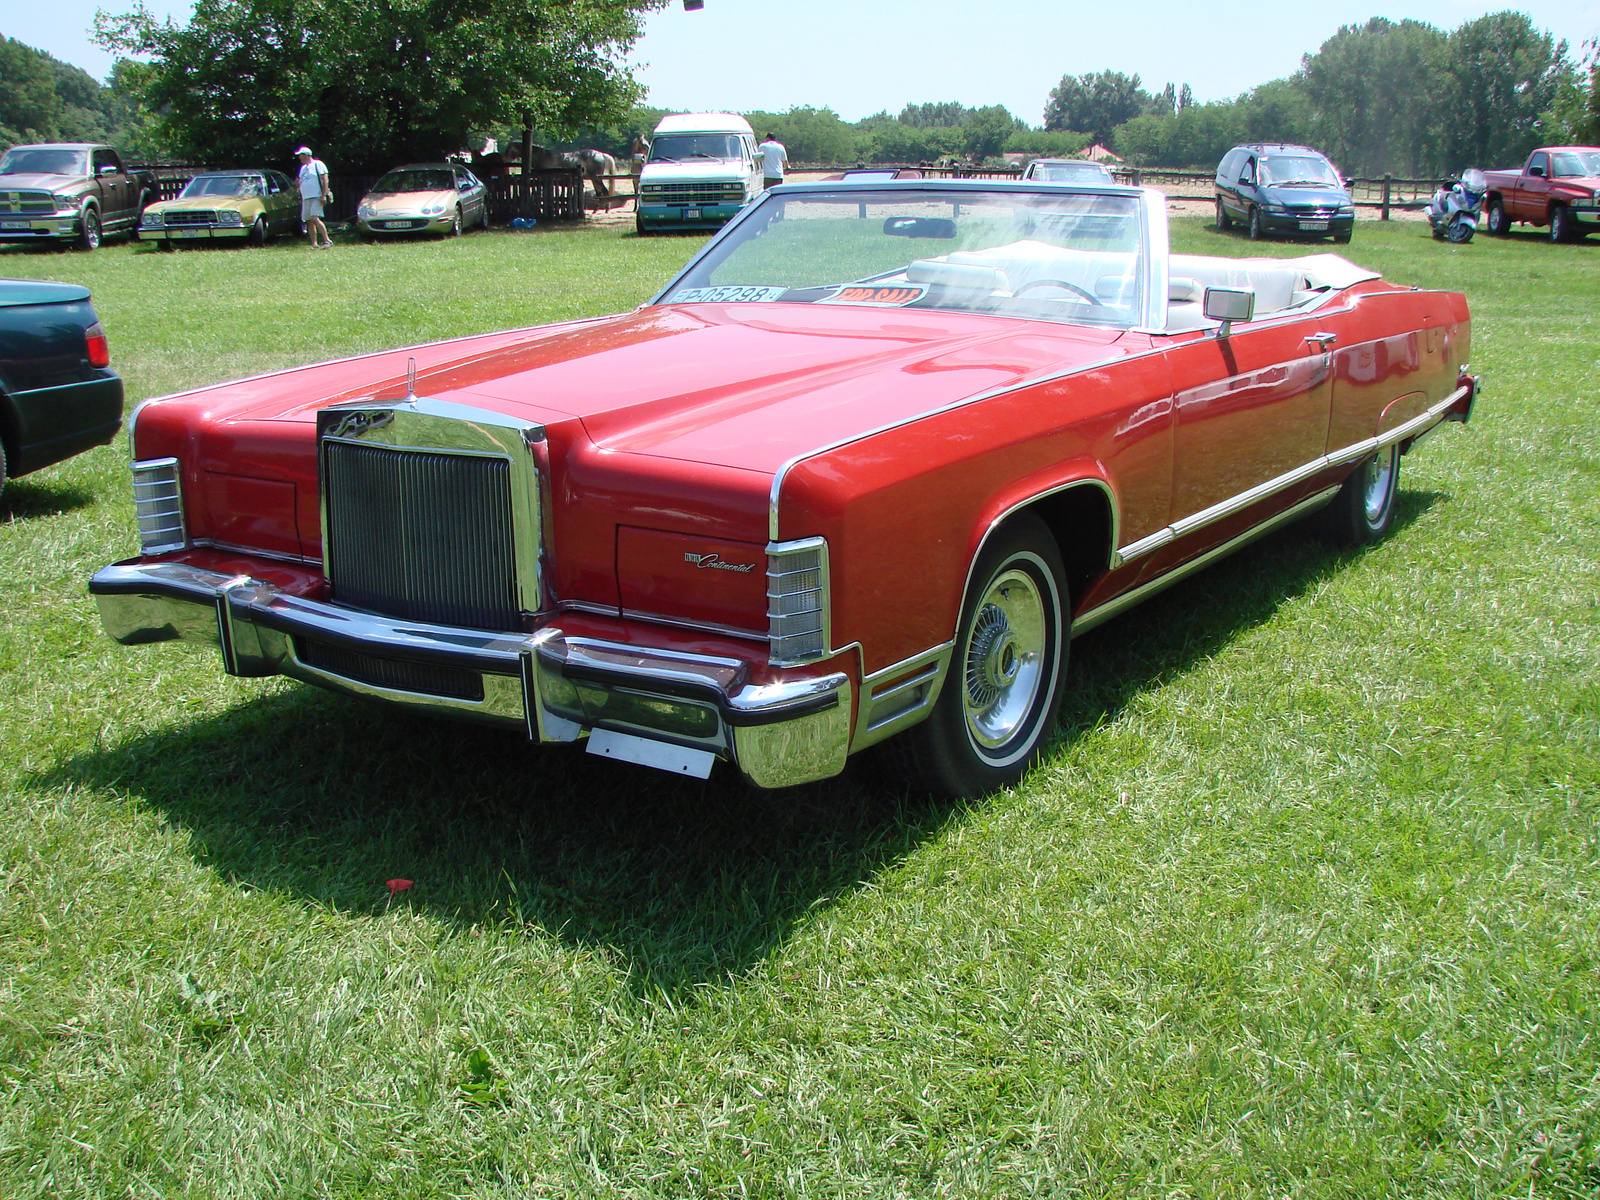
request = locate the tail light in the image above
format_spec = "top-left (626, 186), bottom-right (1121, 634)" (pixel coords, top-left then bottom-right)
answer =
top-left (85, 321), bottom-right (111, 368)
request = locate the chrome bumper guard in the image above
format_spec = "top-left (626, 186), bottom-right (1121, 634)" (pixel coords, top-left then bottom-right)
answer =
top-left (89, 559), bottom-right (852, 788)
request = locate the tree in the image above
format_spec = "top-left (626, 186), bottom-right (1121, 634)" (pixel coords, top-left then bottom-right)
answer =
top-left (0, 36), bottom-right (63, 145)
top-left (743, 106), bottom-right (859, 164)
top-left (95, 0), bottom-right (664, 172)
top-left (1444, 11), bottom-right (1572, 169)
top-left (1542, 39), bottom-right (1599, 144)
top-left (1044, 71), bottom-right (1157, 146)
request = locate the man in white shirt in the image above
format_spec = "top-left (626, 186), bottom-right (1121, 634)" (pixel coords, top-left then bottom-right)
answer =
top-left (758, 133), bottom-right (788, 190)
top-left (295, 146), bottom-right (333, 248)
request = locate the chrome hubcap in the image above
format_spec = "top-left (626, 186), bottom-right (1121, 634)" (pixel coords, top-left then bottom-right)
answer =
top-left (1361, 446), bottom-right (1396, 524)
top-left (963, 568), bottom-right (1047, 749)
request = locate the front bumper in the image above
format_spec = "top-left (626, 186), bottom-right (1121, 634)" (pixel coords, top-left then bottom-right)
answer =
top-left (637, 201), bottom-right (743, 230)
top-left (1260, 211), bottom-right (1355, 237)
top-left (139, 225), bottom-right (250, 242)
top-left (357, 214), bottom-right (456, 234)
top-left (88, 558), bottom-right (853, 788)
top-left (0, 215), bottom-right (81, 241)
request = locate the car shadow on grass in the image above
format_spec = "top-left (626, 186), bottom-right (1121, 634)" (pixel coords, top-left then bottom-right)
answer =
top-left (36, 488), bottom-right (1442, 997)
top-left (0, 476), bottom-right (97, 520)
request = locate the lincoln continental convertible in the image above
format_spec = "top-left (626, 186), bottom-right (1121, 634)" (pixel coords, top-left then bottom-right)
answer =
top-left (89, 180), bottom-right (1477, 797)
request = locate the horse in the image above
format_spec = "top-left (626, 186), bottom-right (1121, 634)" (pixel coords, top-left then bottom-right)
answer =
top-left (564, 149), bottom-right (617, 198)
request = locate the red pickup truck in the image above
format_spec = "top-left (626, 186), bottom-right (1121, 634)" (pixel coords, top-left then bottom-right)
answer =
top-left (1482, 146), bottom-right (1600, 241)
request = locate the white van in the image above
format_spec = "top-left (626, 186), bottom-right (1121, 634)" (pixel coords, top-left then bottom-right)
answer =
top-left (636, 113), bottom-right (763, 235)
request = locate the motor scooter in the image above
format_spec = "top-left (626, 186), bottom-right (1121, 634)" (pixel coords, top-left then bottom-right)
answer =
top-left (1426, 169), bottom-right (1487, 243)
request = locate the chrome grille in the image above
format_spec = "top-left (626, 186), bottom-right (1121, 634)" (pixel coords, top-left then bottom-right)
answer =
top-left (0, 192), bottom-right (54, 213)
top-left (652, 183), bottom-right (738, 206)
top-left (323, 440), bottom-right (520, 631)
top-left (297, 637), bottom-right (484, 700)
top-left (164, 210), bottom-right (217, 226)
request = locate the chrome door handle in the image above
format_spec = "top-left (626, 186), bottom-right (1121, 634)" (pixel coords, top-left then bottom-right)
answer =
top-left (1306, 332), bottom-right (1338, 349)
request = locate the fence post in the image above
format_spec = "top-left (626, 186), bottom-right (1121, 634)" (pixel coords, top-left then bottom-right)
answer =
top-left (1131, 168), bottom-right (1141, 188)
top-left (1381, 174), bottom-right (1392, 222)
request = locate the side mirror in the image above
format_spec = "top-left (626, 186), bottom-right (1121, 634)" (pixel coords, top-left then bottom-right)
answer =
top-left (1528, 164), bottom-right (1545, 178)
top-left (1204, 286), bottom-right (1255, 336)
top-left (98, 164), bottom-right (118, 176)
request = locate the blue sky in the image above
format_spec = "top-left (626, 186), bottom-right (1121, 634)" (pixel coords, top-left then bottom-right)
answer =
top-left (11, 0), bottom-right (1600, 124)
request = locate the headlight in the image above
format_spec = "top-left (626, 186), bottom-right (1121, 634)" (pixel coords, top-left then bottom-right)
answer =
top-left (217, 211), bottom-right (243, 226)
top-left (422, 203), bottom-right (445, 215)
top-left (140, 212), bottom-right (163, 227)
top-left (55, 197), bottom-right (78, 214)
top-left (358, 203), bottom-right (375, 218)
top-left (641, 185), bottom-right (664, 196)
top-left (1337, 206), bottom-right (1355, 215)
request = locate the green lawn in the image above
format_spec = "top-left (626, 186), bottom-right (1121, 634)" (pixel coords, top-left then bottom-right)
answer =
top-left (1, 218), bottom-right (1596, 1198)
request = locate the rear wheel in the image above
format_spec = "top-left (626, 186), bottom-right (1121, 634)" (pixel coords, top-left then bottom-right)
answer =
top-left (76, 207), bottom-right (101, 251)
top-left (1216, 197), bottom-right (1231, 231)
top-left (1248, 206), bottom-right (1263, 240)
top-left (1485, 197), bottom-right (1509, 235)
top-left (1316, 443), bottom-right (1399, 546)
top-left (879, 515), bottom-right (1068, 798)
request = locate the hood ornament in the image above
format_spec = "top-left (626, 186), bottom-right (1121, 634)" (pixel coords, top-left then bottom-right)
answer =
top-left (405, 356), bottom-right (418, 403)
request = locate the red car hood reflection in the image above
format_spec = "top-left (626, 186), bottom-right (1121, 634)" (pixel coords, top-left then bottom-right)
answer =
top-left (186, 303), bottom-right (1135, 476)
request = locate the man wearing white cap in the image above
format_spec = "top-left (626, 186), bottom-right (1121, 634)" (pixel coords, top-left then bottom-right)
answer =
top-left (295, 146), bottom-right (333, 248)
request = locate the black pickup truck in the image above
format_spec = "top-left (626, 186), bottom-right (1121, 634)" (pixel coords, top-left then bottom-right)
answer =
top-left (0, 279), bottom-right (123, 490)
top-left (0, 143), bottom-right (157, 250)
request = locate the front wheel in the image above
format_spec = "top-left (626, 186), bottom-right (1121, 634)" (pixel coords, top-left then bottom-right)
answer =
top-left (1316, 443), bottom-right (1399, 546)
top-left (449, 206), bottom-right (462, 237)
top-left (1485, 197), bottom-right (1509, 235)
top-left (76, 207), bottom-right (101, 251)
top-left (1248, 206), bottom-right (1263, 240)
top-left (1550, 204), bottom-right (1573, 243)
top-left (249, 216), bottom-right (268, 246)
top-left (880, 515), bottom-right (1068, 797)
top-left (1216, 197), bottom-right (1231, 231)
top-left (1446, 215), bottom-right (1474, 243)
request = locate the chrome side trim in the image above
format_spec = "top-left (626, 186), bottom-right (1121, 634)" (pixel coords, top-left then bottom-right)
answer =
top-left (620, 608), bottom-right (768, 643)
top-left (194, 538), bottom-right (322, 566)
top-left (559, 599), bottom-right (620, 618)
top-left (849, 641), bottom-right (956, 753)
top-left (1074, 487), bottom-right (1340, 638)
top-left (1115, 384), bottom-right (1471, 566)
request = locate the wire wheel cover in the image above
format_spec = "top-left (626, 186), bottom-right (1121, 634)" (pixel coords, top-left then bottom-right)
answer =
top-left (962, 567), bottom-right (1048, 750)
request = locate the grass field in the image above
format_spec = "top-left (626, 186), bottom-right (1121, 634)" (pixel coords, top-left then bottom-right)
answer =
top-left (1, 217), bottom-right (1596, 1198)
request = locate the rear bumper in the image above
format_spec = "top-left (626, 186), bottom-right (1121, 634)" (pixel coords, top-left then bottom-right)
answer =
top-left (8, 373), bottom-right (124, 476)
top-left (88, 558), bottom-right (852, 788)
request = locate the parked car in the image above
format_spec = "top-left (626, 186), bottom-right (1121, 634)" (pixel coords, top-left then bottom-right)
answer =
top-left (89, 179), bottom-right (1476, 797)
top-left (0, 143), bottom-right (156, 250)
top-left (1215, 143), bottom-right (1354, 242)
top-left (824, 168), bottom-right (924, 181)
top-left (138, 170), bottom-right (300, 248)
top-left (636, 113), bottom-right (763, 235)
top-left (1023, 159), bottom-right (1115, 183)
top-left (1482, 146), bottom-right (1600, 241)
top-left (356, 164), bottom-right (489, 237)
top-left (0, 278), bottom-right (123, 491)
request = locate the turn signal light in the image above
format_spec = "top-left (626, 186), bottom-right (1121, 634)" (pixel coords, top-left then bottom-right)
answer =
top-left (85, 321), bottom-right (110, 368)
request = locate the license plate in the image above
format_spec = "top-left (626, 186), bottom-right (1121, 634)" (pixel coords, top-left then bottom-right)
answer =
top-left (1299, 219), bottom-right (1329, 231)
top-left (383, 221), bottom-right (410, 229)
top-left (177, 228), bottom-right (206, 238)
top-left (684, 208), bottom-right (701, 220)
top-left (1, 219), bottom-right (28, 230)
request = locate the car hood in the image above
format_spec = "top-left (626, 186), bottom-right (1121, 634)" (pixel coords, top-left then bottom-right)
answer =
top-left (362, 189), bottom-right (456, 214)
top-left (641, 160), bottom-right (747, 183)
top-left (172, 304), bottom-right (1134, 477)
top-left (0, 172), bottom-right (87, 191)
top-left (1260, 184), bottom-right (1350, 206)
top-left (150, 195), bottom-right (260, 212)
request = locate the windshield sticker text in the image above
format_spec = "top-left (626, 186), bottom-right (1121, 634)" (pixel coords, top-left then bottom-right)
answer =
top-left (670, 286), bottom-right (788, 304)
top-left (819, 285), bottom-right (929, 307)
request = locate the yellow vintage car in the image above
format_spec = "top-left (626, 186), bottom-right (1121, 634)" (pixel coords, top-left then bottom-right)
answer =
top-left (138, 170), bottom-right (300, 247)
top-left (356, 163), bottom-right (489, 237)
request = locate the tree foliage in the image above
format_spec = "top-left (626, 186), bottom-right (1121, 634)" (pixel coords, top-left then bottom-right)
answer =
top-left (95, 0), bottom-right (664, 172)
top-left (1044, 71), bottom-right (1164, 146)
top-left (0, 35), bottom-right (127, 148)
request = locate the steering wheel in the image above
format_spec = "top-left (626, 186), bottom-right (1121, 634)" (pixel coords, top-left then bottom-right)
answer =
top-left (1012, 278), bottom-right (1102, 305)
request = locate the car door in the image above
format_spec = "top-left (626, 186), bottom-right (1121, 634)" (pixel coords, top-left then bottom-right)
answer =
top-left (92, 148), bottom-right (131, 228)
top-left (455, 168), bottom-right (484, 223)
top-left (1217, 150), bottom-right (1243, 218)
top-left (1518, 151), bottom-right (1551, 223)
top-left (1159, 312), bottom-right (1338, 555)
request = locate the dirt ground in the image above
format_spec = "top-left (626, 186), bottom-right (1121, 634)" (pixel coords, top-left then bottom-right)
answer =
top-left (581, 173), bottom-right (1424, 227)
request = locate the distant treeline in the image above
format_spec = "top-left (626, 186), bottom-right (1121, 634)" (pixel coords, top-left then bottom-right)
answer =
top-left (0, 35), bottom-right (155, 155)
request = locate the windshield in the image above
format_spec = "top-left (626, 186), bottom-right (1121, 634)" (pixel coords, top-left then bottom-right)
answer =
top-left (371, 169), bottom-right (455, 193)
top-left (1259, 155), bottom-right (1341, 187)
top-left (180, 174), bottom-right (263, 198)
top-left (1028, 162), bottom-right (1108, 182)
top-left (1550, 151), bottom-right (1600, 177)
top-left (0, 147), bottom-right (89, 176)
top-left (649, 134), bottom-right (745, 163)
top-left (664, 188), bottom-right (1146, 328)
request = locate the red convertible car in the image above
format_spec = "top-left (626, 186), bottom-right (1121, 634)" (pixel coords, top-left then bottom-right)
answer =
top-left (90, 180), bottom-right (1477, 797)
